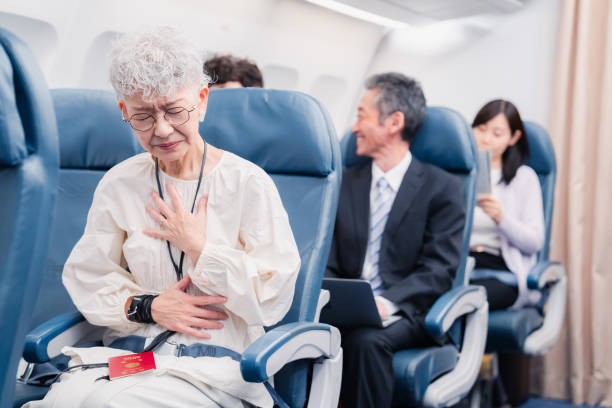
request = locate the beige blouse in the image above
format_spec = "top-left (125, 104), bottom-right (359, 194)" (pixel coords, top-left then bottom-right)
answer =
top-left (62, 150), bottom-right (300, 407)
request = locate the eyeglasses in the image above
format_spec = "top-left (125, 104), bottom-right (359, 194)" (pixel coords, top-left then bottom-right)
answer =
top-left (123, 104), bottom-right (198, 132)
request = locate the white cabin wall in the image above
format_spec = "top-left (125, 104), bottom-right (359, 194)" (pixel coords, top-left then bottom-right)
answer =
top-left (0, 0), bottom-right (386, 133)
top-left (362, 0), bottom-right (562, 129)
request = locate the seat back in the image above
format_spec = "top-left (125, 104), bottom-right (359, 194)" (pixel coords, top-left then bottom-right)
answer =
top-left (0, 28), bottom-right (59, 407)
top-left (341, 106), bottom-right (477, 287)
top-left (29, 89), bottom-right (143, 329)
top-left (32, 88), bottom-right (340, 408)
top-left (523, 121), bottom-right (555, 262)
top-left (200, 88), bottom-right (341, 407)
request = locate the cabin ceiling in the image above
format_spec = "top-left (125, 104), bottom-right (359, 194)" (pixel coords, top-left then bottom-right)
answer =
top-left (305, 0), bottom-right (527, 25)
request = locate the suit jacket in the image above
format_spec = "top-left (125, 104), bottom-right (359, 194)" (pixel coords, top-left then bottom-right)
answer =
top-left (326, 158), bottom-right (465, 318)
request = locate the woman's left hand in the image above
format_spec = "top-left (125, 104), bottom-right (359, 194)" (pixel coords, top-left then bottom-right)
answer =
top-left (477, 194), bottom-right (504, 224)
top-left (144, 182), bottom-right (208, 264)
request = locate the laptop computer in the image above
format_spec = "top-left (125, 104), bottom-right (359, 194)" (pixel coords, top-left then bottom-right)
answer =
top-left (320, 278), bottom-right (402, 328)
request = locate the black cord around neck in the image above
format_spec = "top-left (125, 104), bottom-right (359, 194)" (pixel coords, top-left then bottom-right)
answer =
top-left (154, 142), bottom-right (207, 281)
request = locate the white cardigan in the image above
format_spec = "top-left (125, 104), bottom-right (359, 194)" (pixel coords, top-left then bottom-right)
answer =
top-left (494, 165), bottom-right (545, 308)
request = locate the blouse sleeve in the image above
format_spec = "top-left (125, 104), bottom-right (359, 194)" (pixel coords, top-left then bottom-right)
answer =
top-left (189, 173), bottom-right (300, 327)
top-left (62, 179), bottom-right (144, 333)
top-left (497, 167), bottom-right (546, 255)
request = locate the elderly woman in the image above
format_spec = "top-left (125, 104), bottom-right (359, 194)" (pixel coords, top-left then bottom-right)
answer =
top-left (27, 27), bottom-right (300, 408)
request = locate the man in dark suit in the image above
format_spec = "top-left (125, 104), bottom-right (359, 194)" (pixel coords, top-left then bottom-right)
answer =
top-left (327, 73), bottom-right (465, 408)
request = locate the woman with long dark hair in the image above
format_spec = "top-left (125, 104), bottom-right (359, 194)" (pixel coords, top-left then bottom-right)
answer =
top-left (469, 99), bottom-right (545, 310)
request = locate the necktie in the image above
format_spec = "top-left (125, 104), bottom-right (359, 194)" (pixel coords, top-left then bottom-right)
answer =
top-left (363, 177), bottom-right (393, 295)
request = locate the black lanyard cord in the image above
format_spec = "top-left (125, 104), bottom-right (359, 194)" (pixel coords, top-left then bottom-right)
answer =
top-left (154, 142), bottom-right (207, 281)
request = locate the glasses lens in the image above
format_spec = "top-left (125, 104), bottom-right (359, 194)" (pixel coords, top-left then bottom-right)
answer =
top-left (130, 113), bottom-right (155, 131)
top-left (164, 108), bottom-right (190, 126)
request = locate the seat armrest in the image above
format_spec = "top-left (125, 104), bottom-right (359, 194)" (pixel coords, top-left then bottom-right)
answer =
top-left (423, 293), bottom-right (489, 407)
top-left (527, 261), bottom-right (565, 290)
top-left (23, 311), bottom-right (99, 363)
top-left (463, 256), bottom-right (475, 285)
top-left (425, 285), bottom-right (487, 338)
top-left (524, 274), bottom-right (567, 355)
top-left (314, 289), bottom-right (330, 322)
top-left (241, 322), bottom-right (341, 383)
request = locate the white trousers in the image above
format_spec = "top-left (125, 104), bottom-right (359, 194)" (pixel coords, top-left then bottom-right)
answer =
top-left (23, 367), bottom-right (248, 408)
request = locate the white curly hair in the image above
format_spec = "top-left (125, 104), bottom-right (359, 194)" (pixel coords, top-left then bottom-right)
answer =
top-left (109, 26), bottom-right (210, 102)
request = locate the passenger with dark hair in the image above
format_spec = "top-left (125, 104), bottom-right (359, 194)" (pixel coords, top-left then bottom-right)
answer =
top-left (204, 55), bottom-right (263, 88)
top-left (469, 99), bottom-right (545, 310)
top-left (237, 58), bottom-right (264, 87)
top-left (326, 73), bottom-right (465, 408)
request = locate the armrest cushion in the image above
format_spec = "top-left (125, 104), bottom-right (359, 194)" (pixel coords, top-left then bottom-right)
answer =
top-left (23, 311), bottom-right (85, 363)
top-left (241, 322), bottom-right (341, 383)
top-left (425, 285), bottom-right (487, 338)
top-left (527, 261), bottom-right (565, 290)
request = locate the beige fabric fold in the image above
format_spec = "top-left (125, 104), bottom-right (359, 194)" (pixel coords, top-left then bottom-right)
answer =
top-left (531, 0), bottom-right (612, 405)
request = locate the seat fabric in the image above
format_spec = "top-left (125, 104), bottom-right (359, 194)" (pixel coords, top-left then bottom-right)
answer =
top-left (30, 170), bottom-right (105, 328)
top-left (486, 308), bottom-right (544, 353)
top-left (201, 89), bottom-right (342, 407)
top-left (392, 345), bottom-right (459, 406)
top-left (0, 28), bottom-right (58, 407)
top-left (13, 384), bottom-right (48, 408)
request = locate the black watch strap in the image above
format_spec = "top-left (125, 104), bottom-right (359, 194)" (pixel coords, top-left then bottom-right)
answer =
top-left (127, 294), bottom-right (158, 323)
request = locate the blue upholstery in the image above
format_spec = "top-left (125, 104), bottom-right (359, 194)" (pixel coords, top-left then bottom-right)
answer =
top-left (18, 88), bottom-right (342, 408)
top-left (486, 309), bottom-right (543, 352)
top-left (425, 286), bottom-right (484, 338)
top-left (0, 46), bottom-right (26, 166)
top-left (54, 90), bottom-right (144, 170)
top-left (392, 346), bottom-right (459, 406)
top-left (203, 89), bottom-right (335, 177)
top-left (14, 384), bottom-right (48, 408)
top-left (241, 322), bottom-right (337, 382)
top-left (524, 122), bottom-right (556, 262)
top-left (29, 89), bottom-right (143, 331)
top-left (201, 88), bottom-right (342, 407)
top-left (0, 28), bottom-right (59, 407)
top-left (484, 121), bottom-right (558, 352)
top-left (341, 106), bottom-right (480, 406)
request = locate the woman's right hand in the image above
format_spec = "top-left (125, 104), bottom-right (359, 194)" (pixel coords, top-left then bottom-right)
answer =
top-left (151, 276), bottom-right (228, 339)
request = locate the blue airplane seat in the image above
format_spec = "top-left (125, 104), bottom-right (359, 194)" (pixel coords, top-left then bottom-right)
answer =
top-left (340, 107), bottom-right (488, 407)
top-left (484, 121), bottom-right (566, 355)
top-left (13, 89), bottom-right (143, 407)
top-left (18, 88), bottom-right (343, 408)
top-left (201, 88), bottom-right (343, 408)
top-left (0, 28), bottom-right (59, 407)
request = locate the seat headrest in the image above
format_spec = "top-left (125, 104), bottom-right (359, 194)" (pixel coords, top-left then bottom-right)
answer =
top-left (51, 89), bottom-right (143, 170)
top-left (201, 88), bottom-right (337, 176)
top-left (342, 106), bottom-right (475, 173)
top-left (52, 88), bottom-right (338, 174)
top-left (524, 121), bottom-right (555, 175)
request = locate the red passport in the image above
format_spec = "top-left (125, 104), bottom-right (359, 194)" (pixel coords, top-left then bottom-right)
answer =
top-left (108, 351), bottom-right (156, 380)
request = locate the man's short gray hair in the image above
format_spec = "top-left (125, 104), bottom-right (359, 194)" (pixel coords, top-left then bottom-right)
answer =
top-left (365, 72), bottom-right (426, 143)
top-left (110, 26), bottom-right (210, 102)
